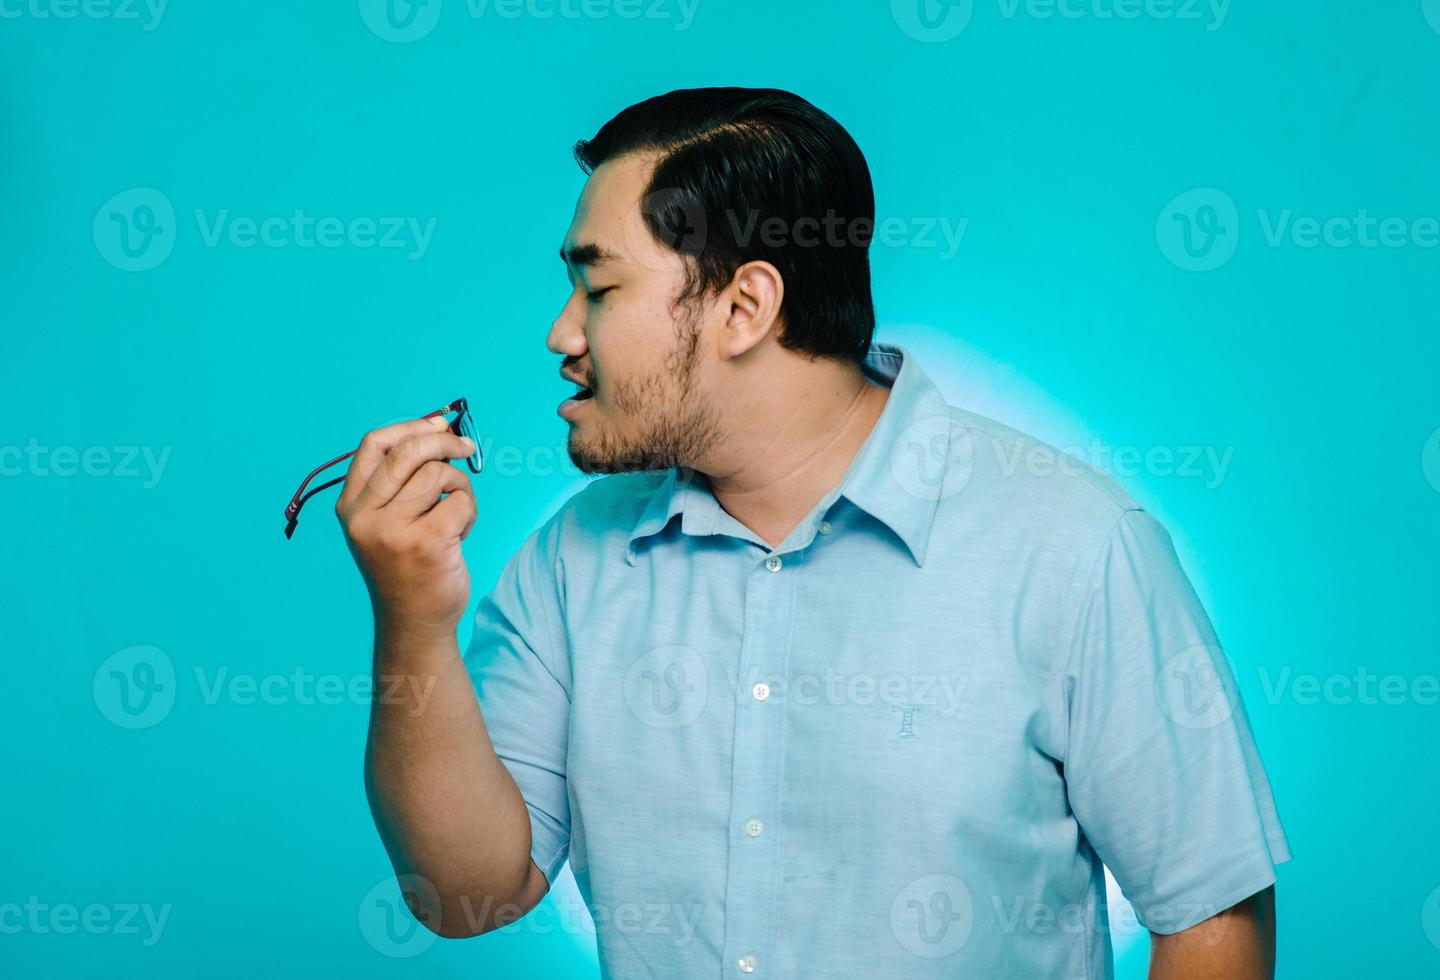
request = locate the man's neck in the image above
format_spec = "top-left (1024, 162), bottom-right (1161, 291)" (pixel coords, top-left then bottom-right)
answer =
top-left (702, 364), bottom-right (891, 550)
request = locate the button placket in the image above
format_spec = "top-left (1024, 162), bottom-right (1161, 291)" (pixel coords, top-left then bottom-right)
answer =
top-left (720, 548), bottom-right (798, 975)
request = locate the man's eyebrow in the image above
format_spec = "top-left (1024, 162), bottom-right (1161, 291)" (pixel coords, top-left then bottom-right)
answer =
top-left (559, 241), bottom-right (621, 270)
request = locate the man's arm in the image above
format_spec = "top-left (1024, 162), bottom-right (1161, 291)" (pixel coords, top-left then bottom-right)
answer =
top-left (1149, 885), bottom-right (1276, 980)
top-left (364, 627), bottom-right (551, 937)
top-left (1060, 508), bottom-right (1290, 977)
top-left (338, 415), bottom-right (550, 938)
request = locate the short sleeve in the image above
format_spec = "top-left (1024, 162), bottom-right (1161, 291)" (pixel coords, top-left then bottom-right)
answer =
top-left (1062, 507), bottom-right (1291, 935)
top-left (462, 524), bottom-right (572, 887)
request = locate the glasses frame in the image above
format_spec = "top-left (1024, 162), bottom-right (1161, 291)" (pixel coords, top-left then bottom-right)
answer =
top-left (283, 397), bottom-right (481, 539)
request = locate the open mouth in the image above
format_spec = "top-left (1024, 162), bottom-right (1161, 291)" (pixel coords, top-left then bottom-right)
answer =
top-left (558, 377), bottom-right (597, 419)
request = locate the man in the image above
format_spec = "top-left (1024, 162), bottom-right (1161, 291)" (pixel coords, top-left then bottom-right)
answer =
top-left (341, 87), bottom-right (1289, 978)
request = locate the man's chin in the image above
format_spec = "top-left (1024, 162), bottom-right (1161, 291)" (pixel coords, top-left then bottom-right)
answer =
top-left (566, 436), bottom-right (633, 475)
top-left (566, 433), bottom-right (672, 475)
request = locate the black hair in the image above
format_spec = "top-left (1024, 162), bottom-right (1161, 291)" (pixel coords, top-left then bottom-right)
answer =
top-left (573, 87), bottom-right (877, 364)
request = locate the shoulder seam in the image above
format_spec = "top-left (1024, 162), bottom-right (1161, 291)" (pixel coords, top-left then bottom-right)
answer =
top-left (1054, 505), bottom-right (1145, 758)
top-left (956, 418), bottom-right (1139, 510)
top-left (521, 521), bottom-right (572, 699)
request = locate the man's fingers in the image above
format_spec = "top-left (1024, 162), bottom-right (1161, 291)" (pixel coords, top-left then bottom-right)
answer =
top-left (338, 415), bottom-right (449, 511)
top-left (388, 459), bottom-right (473, 520)
top-left (352, 430), bottom-right (475, 511)
top-left (423, 483), bottom-right (478, 540)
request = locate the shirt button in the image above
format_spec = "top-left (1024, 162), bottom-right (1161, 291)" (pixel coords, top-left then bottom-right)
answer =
top-left (764, 555), bottom-right (783, 572)
top-left (745, 818), bottom-right (764, 837)
top-left (818, 521), bottom-right (832, 535)
top-left (751, 682), bottom-right (770, 702)
top-left (738, 954), bottom-right (758, 973)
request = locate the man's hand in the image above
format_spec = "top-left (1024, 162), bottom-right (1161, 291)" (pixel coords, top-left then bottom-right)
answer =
top-left (336, 414), bottom-right (478, 639)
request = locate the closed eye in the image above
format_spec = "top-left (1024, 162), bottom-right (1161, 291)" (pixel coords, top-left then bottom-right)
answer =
top-left (586, 287), bottom-right (614, 304)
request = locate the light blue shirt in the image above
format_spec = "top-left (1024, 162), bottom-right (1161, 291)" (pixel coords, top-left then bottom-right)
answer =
top-left (465, 342), bottom-right (1291, 978)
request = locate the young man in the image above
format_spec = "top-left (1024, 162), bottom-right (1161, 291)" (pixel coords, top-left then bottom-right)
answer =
top-left (341, 87), bottom-right (1289, 978)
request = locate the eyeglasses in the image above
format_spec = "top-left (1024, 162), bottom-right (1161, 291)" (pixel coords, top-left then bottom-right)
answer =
top-left (283, 397), bottom-right (482, 539)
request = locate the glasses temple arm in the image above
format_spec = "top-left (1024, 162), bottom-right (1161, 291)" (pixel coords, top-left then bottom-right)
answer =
top-left (283, 403), bottom-right (459, 537)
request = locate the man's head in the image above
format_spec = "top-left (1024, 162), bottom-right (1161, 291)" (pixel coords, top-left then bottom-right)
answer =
top-left (549, 87), bottom-right (877, 475)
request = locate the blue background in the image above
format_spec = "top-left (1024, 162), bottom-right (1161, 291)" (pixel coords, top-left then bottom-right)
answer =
top-left (4, 0), bottom-right (1438, 975)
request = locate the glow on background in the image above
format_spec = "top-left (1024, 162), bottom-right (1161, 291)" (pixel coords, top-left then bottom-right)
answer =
top-left (2, 2), bottom-right (1438, 976)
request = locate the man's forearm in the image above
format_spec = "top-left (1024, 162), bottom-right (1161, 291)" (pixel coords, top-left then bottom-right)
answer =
top-left (363, 625), bottom-right (540, 937)
top-left (1148, 886), bottom-right (1276, 980)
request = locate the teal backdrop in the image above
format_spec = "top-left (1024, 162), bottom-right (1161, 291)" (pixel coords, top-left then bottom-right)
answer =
top-left (4, 1), bottom-right (1438, 975)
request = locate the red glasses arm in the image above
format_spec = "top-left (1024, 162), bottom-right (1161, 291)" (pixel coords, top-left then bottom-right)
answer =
top-left (282, 403), bottom-right (459, 538)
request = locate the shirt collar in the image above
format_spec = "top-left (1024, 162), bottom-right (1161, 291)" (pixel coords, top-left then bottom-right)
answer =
top-left (625, 342), bottom-right (953, 567)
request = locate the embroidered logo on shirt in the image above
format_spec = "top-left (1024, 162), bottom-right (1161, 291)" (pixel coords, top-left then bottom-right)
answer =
top-left (892, 701), bottom-right (922, 738)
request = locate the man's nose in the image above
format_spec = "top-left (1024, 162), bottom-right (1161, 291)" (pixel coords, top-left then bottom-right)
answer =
top-left (546, 293), bottom-right (588, 358)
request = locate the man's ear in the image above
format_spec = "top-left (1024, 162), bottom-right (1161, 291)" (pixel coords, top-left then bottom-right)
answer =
top-left (717, 260), bottom-right (784, 360)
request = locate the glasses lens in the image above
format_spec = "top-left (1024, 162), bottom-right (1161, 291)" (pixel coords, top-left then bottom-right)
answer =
top-left (457, 409), bottom-right (482, 474)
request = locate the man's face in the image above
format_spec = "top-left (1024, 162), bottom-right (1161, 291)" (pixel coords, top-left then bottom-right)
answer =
top-left (550, 152), bottom-right (722, 474)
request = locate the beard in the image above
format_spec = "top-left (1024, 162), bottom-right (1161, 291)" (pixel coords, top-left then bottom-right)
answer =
top-left (565, 307), bottom-right (723, 475)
